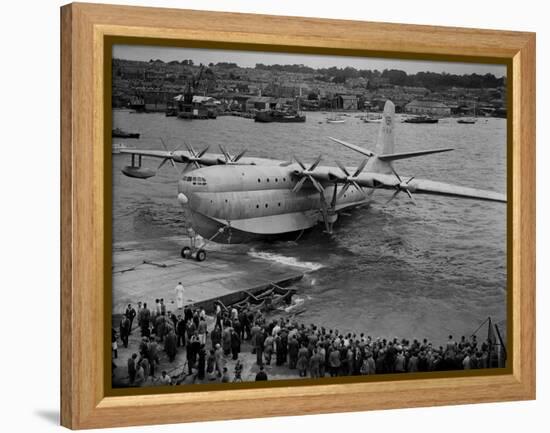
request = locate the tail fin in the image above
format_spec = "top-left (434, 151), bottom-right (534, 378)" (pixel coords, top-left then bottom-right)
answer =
top-left (367, 100), bottom-right (396, 174)
top-left (375, 100), bottom-right (396, 155)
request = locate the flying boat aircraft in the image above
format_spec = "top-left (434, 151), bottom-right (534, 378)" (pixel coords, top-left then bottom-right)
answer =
top-left (118, 101), bottom-right (506, 261)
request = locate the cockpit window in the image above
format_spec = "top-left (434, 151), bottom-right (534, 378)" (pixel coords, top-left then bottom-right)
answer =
top-left (183, 176), bottom-right (207, 186)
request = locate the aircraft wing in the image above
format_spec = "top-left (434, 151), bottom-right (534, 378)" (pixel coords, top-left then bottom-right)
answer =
top-left (407, 178), bottom-right (506, 202)
top-left (367, 173), bottom-right (506, 203)
top-left (119, 149), bottom-right (174, 159)
top-left (117, 148), bottom-right (284, 166)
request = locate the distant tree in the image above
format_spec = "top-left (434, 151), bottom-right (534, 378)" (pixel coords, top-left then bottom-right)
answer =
top-left (343, 66), bottom-right (359, 78)
top-left (381, 69), bottom-right (408, 86)
top-left (307, 91), bottom-right (318, 100)
top-left (216, 62), bottom-right (239, 69)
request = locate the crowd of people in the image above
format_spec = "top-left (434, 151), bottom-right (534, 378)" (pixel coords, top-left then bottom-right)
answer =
top-left (113, 295), bottom-right (501, 387)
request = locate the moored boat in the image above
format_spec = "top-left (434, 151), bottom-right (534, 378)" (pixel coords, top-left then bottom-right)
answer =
top-left (112, 128), bottom-right (140, 138)
top-left (457, 103), bottom-right (477, 124)
top-left (403, 115), bottom-right (439, 124)
top-left (326, 113), bottom-right (346, 124)
top-left (363, 114), bottom-right (382, 123)
top-left (254, 110), bottom-right (306, 123)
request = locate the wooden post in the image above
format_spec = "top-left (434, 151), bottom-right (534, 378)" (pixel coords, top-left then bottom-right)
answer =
top-left (494, 323), bottom-right (507, 368)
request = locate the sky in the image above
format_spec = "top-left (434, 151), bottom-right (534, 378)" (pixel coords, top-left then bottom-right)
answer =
top-left (113, 45), bottom-right (507, 77)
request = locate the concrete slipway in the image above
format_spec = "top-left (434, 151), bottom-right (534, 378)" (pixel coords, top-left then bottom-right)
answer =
top-left (112, 236), bottom-right (304, 315)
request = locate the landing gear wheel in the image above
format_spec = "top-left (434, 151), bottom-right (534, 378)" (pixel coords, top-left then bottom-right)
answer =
top-left (196, 249), bottom-right (206, 262)
top-left (181, 246), bottom-right (191, 259)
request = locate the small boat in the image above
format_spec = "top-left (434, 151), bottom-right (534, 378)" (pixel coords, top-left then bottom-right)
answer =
top-left (239, 285), bottom-right (296, 312)
top-left (112, 142), bottom-right (135, 154)
top-left (363, 113), bottom-right (383, 123)
top-left (112, 128), bottom-right (140, 138)
top-left (403, 115), bottom-right (439, 124)
top-left (457, 103), bottom-right (477, 124)
top-left (165, 107), bottom-right (178, 117)
top-left (215, 283), bottom-right (296, 311)
top-left (326, 113), bottom-right (346, 124)
top-left (216, 283), bottom-right (297, 313)
top-left (254, 110), bottom-right (306, 123)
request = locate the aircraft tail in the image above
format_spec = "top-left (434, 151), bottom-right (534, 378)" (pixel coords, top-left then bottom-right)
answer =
top-left (375, 100), bottom-right (396, 155)
top-left (329, 99), bottom-right (453, 175)
top-left (366, 100), bottom-right (396, 174)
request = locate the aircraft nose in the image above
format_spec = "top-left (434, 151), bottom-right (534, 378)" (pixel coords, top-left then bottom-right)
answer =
top-left (178, 179), bottom-right (187, 194)
top-left (177, 180), bottom-right (190, 205)
top-left (177, 192), bottom-right (189, 205)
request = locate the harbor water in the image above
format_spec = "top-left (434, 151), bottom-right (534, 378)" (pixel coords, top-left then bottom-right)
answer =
top-left (112, 110), bottom-right (507, 344)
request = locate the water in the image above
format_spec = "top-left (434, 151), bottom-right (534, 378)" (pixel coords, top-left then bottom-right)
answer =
top-left (112, 110), bottom-right (506, 344)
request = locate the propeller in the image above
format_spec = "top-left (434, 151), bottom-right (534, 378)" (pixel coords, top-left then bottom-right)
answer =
top-left (155, 138), bottom-right (212, 174)
top-left (386, 165), bottom-right (416, 205)
top-left (291, 155), bottom-right (336, 233)
top-left (334, 158), bottom-right (369, 199)
top-left (292, 155), bottom-right (325, 194)
top-left (181, 142), bottom-right (210, 172)
top-left (157, 138), bottom-right (182, 171)
top-left (218, 144), bottom-right (247, 164)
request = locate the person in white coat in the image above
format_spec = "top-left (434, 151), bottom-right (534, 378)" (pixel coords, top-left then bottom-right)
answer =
top-left (175, 282), bottom-right (185, 310)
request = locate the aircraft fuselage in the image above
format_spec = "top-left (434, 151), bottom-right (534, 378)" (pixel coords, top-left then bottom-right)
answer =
top-left (177, 164), bottom-right (368, 242)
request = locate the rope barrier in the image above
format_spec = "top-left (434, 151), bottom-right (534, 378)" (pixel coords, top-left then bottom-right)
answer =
top-left (470, 316), bottom-right (490, 336)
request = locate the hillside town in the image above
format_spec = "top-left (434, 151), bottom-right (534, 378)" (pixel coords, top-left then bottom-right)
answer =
top-left (112, 58), bottom-right (507, 119)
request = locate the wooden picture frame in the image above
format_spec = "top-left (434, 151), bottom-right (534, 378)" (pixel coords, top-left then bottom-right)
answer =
top-left (60, 2), bottom-right (535, 429)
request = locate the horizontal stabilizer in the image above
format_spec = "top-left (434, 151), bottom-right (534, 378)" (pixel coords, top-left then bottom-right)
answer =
top-left (328, 137), bottom-right (374, 157)
top-left (378, 148), bottom-right (454, 161)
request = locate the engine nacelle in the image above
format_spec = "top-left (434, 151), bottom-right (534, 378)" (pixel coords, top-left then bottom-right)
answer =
top-left (355, 177), bottom-right (376, 188)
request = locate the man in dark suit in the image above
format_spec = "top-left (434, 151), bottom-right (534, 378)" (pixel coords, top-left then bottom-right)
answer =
top-left (164, 329), bottom-right (177, 363)
top-left (254, 327), bottom-right (265, 366)
top-left (255, 365), bottom-right (268, 381)
top-left (176, 315), bottom-right (186, 348)
top-left (125, 304), bottom-right (137, 334)
top-left (138, 303), bottom-right (151, 337)
top-left (249, 322), bottom-right (261, 354)
top-left (119, 315), bottom-right (131, 348)
top-left (127, 353), bottom-right (137, 385)
top-left (288, 335), bottom-right (299, 369)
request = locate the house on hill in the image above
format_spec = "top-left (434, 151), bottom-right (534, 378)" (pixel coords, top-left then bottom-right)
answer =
top-left (333, 94), bottom-right (358, 110)
top-left (246, 96), bottom-right (274, 111)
